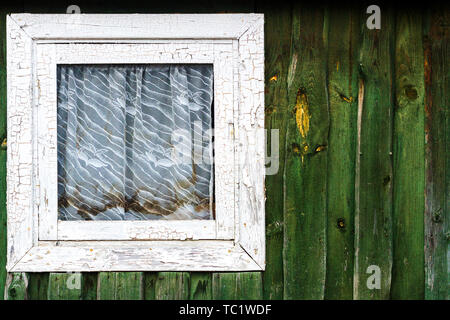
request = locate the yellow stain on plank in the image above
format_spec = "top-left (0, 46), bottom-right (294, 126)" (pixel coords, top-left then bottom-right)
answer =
top-left (342, 96), bottom-right (353, 103)
top-left (315, 145), bottom-right (325, 152)
top-left (295, 88), bottom-right (310, 139)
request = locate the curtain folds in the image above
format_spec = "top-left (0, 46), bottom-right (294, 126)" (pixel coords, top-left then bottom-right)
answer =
top-left (57, 64), bottom-right (214, 220)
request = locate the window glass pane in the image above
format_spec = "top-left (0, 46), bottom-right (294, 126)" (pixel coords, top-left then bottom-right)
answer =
top-left (57, 64), bottom-right (214, 220)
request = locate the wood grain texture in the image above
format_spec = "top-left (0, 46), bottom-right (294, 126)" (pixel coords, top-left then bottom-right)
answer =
top-left (27, 273), bottom-right (49, 299)
top-left (143, 272), bottom-right (158, 300)
top-left (354, 7), bottom-right (394, 300)
top-left (155, 272), bottom-right (190, 300)
top-left (391, 9), bottom-right (425, 300)
top-left (6, 14), bottom-right (35, 272)
top-left (98, 272), bottom-right (143, 300)
top-left (47, 273), bottom-right (82, 300)
top-left (423, 5), bottom-right (449, 300)
top-left (189, 272), bottom-right (212, 300)
top-left (14, 241), bottom-right (260, 272)
top-left (10, 13), bottom-right (262, 40)
top-left (81, 273), bottom-right (98, 300)
top-left (325, 6), bottom-right (359, 300)
top-left (236, 14), bottom-right (266, 268)
top-left (212, 273), bottom-right (239, 299)
top-left (212, 272), bottom-right (263, 299)
top-left (4, 272), bottom-right (28, 300)
top-left (283, 3), bottom-right (329, 299)
top-left (259, 0), bottom-right (292, 300)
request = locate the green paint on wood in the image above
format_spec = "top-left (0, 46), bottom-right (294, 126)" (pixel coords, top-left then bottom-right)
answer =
top-left (259, 0), bottom-right (292, 300)
top-left (283, 4), bottom-right (329, 300)
top-left (391, 10), bottom-right (425, 300)
top-left (239, 273), bottom-right (263, 299)
top-left (28, 273), bottom-right (49, 300)
top-left (423, 5), bottom-right (449, 300)
top-left (212, 273), bottom-right (262, 300)
top-left (189, 272), bottom-right (212, 300)
top-left (155, 272), bottom-right (190, 300)
top-left (81, 273), bottom-right (98, 300)
top-left (48, 273), bottom-right (82, 300)
top-left (324, 6), bottom-right (359, 300)
top-left (212, 273), bottom-right (239, 300)
top-left (354, 7), bottom-right (394, 300)
top-left (5, 273), bottom-right (28, 300)
top-left (143, 272), bottom-right (158, 300)
top-left (98, 272), bottom-right (143, 300)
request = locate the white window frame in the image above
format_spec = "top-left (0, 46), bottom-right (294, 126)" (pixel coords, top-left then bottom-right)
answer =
top-left (6, 14), bottom-right (265, 272)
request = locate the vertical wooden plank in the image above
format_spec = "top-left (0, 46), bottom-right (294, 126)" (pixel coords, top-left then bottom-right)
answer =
top-left (325, 5), bottom-right (359, 300)
top-left (98, 272), bottom-right (143, 300)
top-left (28, 273), bottom-right (49, 300)
top-left (81, 273), bottom-right (98, 300)
top-left (391, 9), bottom-right (425, 300)
top-left (212, 273), bottom-right (238, 300)
top-left (239, 273), bottom-right (263, 299)
top-left (4, 273), bottom-right (28, 300)
top-left (354, 7), bottom-right (394, 300)
top-left (155, 272), bottom-right (190, 300)
top-left (212, 272), bottom-right (262, 299)
top-left (423, 5), bottom-right (449, 300)
top-left (47, 273), bottom-right (82, 300)
top-left (143, 272), bottom-right (157, 300)
top-left (189, 272), bottom-right (212, 300)
top-left (258, 0), bottom-right (292, 300)
top-left (283, 3), bottom-right (329, 299)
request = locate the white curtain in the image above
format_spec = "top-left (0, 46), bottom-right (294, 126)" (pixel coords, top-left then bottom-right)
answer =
top-left (57, 65), bottom-right (214, 220)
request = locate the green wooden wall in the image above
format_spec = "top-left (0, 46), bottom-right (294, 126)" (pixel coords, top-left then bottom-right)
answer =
top-left (0, 1), bottom-right (448, 300)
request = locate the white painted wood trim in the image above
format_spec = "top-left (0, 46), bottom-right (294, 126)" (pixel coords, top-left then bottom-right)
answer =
top-left (236, 16), bottom-right (265, 268)
top-left (35, 41), bottom-right (235, 241)
top-left (11, 241), bottom-right (261, 272)
top-left (57, 220), bottom-right (221, 241)
top-left (7, 13), bottom-right (265, 272)
top-left (9, 14), bottom-right (262, 40)
top-left (6, 16), bottom-right (35, 271)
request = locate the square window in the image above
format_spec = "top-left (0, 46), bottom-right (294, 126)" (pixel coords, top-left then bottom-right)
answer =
top-left (7, 14), bottom-right (264, 272)
top-left (57, 64), bottom-right (215, 221)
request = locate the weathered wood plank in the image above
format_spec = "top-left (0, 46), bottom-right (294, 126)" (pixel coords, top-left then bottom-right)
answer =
top-left (189, 272), bottom-right (212, 300)
top-left (98, 272), bottom-right (143, 300)
top-left (325, 6), bottom-right (359, 300)
top-left (155, 272), bottom-right (190, 300)
top-left (4, 273), bottom-right (28, 300)
top-left (143, 272), bottom-right (158, 300)
top-left (81, 273), bottom-right (98, 300)
top-left (391, 9), bottom-right (425, 300)
top-left (212, 272), bottom-right (263, 299)
top-left (283, 4), bottom-right (329, 299)
top-left (212, 273), bottom-right (238, 299)
top-left (47, 273), bottom-right (82, 300)
top-left (423, 5), bottom-right (449, 300)
top-left (28, 273), bottom-right (49, 300)
top-left (354, 7), bottom-right (394, 300)
top-left (239, 273), bottom-right (263, 299)
top-left (259, 0), bottom-right (292, 300)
